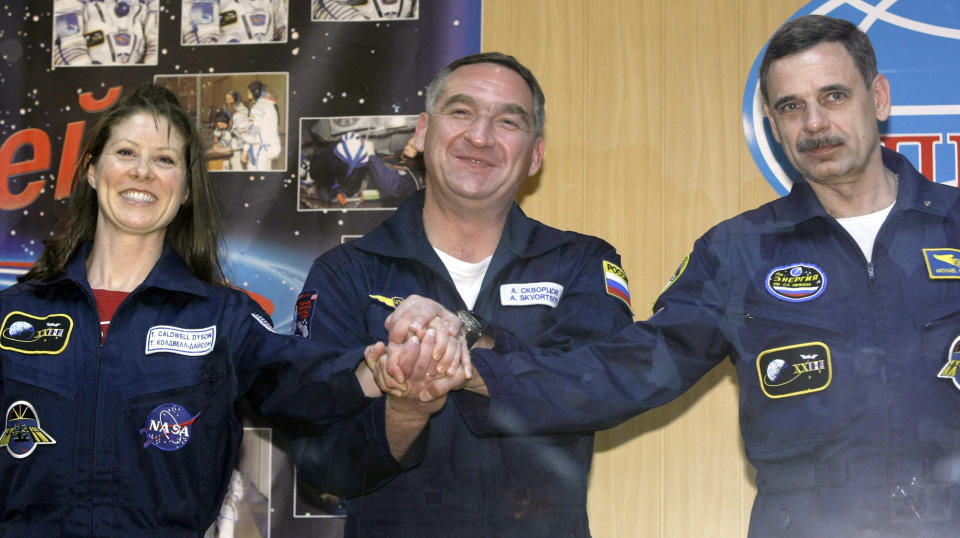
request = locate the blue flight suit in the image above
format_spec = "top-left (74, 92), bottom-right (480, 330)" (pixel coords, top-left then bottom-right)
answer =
top-left (291, 190), bottom-right (634, 537)
top-left (461, 148), bottom-right (960, 537)
top-left (0, 244), bottom-right (363, 536)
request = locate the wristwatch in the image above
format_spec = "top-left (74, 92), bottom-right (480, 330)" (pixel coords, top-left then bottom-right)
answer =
top-left (455, 310), bottom-right (484, 348)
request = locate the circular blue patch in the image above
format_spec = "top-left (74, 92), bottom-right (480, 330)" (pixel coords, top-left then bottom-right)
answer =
top-left (139, 403), bottom-right (201, 452)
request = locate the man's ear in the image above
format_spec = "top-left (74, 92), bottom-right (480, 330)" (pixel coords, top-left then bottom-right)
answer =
top-left (413, 112), bottom-right (429, 153)
top-left (871, 74), bottom-right (891, 122)
top-left (527, 137), bottom-right (545, 177)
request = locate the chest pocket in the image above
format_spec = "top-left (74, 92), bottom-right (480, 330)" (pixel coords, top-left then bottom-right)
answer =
top-left (727, 300), bottom-right (846, 358)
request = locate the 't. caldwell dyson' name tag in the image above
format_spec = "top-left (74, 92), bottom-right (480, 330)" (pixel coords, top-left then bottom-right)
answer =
top-left (145, 325), bottom-right (216, 357)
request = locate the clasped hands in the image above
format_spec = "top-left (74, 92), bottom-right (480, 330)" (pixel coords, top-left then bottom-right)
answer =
top-left (363, 295), bottom-right (478, 403)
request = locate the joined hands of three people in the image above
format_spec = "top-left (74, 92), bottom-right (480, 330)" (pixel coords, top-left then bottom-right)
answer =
top-left (362, 295), bottom-right (488, 403)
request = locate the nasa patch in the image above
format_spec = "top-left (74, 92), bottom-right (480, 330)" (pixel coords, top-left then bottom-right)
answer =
top-left (139, 403), bottom-right (201, 451)
top-left (937, 334), bottom-right (960, 391)
top-left (742, 1), bottom-right (960, 194)
top-left (757, 342), bottom-right (832, 399)
top-left (0, 401), bottom-right (56, 459)
top-left (145, 325), bottom-right (216, 357)
top-left (923, 248), bottom-right (960, 279)
top-left (0, 311), bottom-right (73, 354)
top-left (603, 260), bottom-right (631, 308)
top-left (765, 263), bottom-right (826, 302)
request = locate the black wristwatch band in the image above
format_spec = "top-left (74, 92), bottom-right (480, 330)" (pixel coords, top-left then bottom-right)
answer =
top-left (456, 310), bottom-right (484, 348)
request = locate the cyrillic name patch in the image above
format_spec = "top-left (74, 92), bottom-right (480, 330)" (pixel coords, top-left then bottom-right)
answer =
top-left (0, 311), bottom-right (73, 355)
top-left (499, 282), bottom-right (564, 307)
top-left (139, 403), bottom-right (201, 451)
top-left (603, 260), bottom-right (631, 308)
top-left (0, 401), bottom-right (56, 459)
top-left (765, 263), bottom-right (826, 302)
top-left (923, 248), bottom-right (960, 279)
top-left (757, 342), bottom-right (832, 399)
top-left (145, 325), bottom-right (216, 357)
top-left (937, 334), bottom-right (960, 391)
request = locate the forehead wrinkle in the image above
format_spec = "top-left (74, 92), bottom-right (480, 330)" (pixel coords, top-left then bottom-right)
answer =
top-left (438, 93), bottom-right (476, 111)
top-left (439, 93), bottom-right (533, 128)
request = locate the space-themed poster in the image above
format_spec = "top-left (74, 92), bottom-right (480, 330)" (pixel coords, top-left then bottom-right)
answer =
top-left (0, 1), bottom-right (481, 536)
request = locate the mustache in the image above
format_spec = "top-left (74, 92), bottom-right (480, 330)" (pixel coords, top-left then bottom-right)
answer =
top-left (796, 135), bottom-right (845, 153)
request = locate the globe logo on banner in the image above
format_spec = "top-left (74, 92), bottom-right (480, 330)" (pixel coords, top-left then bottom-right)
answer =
top-left (742, 1), bottom-right (960, 195)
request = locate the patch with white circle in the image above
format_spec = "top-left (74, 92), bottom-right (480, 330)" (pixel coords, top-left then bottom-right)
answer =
top-left (757, 342), bottom-right (832, 399)
top-left (765, 263), bottom-right (826, 302)
top-left (937, 334), bottom-right (960, 391)
top-left (0, 400), bottom-right (56, 459)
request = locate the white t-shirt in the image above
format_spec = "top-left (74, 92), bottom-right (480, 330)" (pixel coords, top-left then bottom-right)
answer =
top-left (434, 247), bottom-right (492, 310)
top-left (835, 202), bottom-right (894, 263)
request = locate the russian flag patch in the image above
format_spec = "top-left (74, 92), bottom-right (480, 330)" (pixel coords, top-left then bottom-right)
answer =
top-left (603, 260), bottom-right (631, 308)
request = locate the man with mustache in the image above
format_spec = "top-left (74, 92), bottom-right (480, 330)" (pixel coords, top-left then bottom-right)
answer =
top-left (380, 15), bottom-right (960, 537)
top-left (290, 52), bottom-right (633, 537)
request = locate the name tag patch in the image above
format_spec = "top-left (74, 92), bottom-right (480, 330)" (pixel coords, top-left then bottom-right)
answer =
top-left (937, 334), bottom-right (960, 391)
top-left (500, 282), bottom-right (564, 307)
top-left (757, 342), bottom-right (832, 399)
top-left (0, 311), bottom-right (73, 355)
top-left (923, 248), bottom-right (960, 279)
top-left (145, 325), bottom-right (216, 357)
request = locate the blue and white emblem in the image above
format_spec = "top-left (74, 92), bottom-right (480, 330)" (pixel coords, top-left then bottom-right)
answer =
top-left (0, 401), bottom-right (56, 459)
top-left (139, 403), bottom-right (201, 451)
top-left (765, 263), bottom-right (826, 302)
top-left (743, 1), bottom-right (960, 194)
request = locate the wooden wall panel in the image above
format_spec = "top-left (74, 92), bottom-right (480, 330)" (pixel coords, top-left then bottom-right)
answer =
top-left (480, 1), bottom-right (809, 536)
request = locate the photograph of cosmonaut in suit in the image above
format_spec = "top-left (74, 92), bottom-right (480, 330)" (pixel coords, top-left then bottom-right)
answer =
top-left (52, 0), bottom-right (158, 66)
top-left (312, 0), bottom-right (418, 21)
top-left (182, 0), bottom-right (288, 45)
top-left (299, 116), bottom-right (424, 210)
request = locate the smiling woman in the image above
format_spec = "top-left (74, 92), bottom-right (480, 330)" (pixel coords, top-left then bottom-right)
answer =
top-left (22, 84), bottom-right (222, 288)
top-left (0, 85), bottom-right (364, 535)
